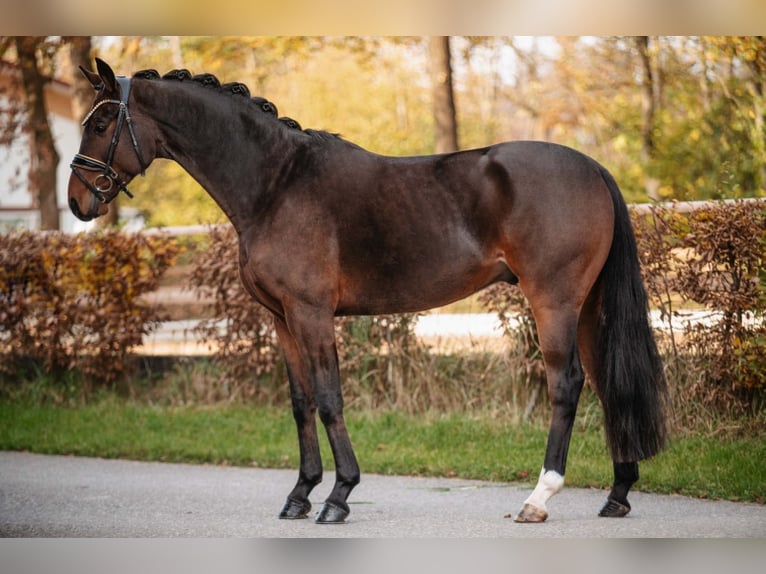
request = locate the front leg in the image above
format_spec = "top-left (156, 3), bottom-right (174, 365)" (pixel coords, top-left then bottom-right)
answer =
top-left (274, 317), bottom-right (323, 519)
top-left (315, 392), bottom-right (361, 523)
top-left (282, 306), bottom-right (361, 524)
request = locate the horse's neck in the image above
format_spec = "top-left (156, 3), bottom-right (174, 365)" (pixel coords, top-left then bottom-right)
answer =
top-left (137, 81), bottom-right (278, 233)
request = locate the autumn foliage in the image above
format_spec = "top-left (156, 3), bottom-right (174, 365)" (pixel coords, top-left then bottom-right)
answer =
top-left (632, 201), bottom-right (766, 416)
top-left (1, 201), bottom-right (764, 419)
top-left (185, 201), bottom-right (765, 416)
top-left (0, 230), bottom-right (178, 383)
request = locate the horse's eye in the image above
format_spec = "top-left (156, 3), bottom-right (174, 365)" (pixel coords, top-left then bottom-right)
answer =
top-left (93, 124), bottom-right (107, 135)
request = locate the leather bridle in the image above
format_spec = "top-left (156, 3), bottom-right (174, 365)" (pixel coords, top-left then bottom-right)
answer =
top-left (70, 76), bottom-right (146, 205)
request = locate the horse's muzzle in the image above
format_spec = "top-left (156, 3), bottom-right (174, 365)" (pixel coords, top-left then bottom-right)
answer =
top-left (69, 196), bottom-right (96, 222)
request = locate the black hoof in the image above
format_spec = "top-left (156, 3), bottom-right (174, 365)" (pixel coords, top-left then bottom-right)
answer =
top-left (598, 497), bottom-right (631, 517)
top-left (278, 497), bottom-right (312, 519)
top-left (315, 501), bottom-right (350, 524)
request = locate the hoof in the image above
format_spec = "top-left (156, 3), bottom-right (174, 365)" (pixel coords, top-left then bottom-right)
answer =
top-left (315, 501), bottom-right (350, 524)
top-left (278, 497), bottom-right (311, 519)
top-left (598, 497), bottom-right (631, 517)
top-left (513, 503), bottom-right (548, 523)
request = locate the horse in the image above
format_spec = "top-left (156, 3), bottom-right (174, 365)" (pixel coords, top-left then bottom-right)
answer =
top-left (68, 58), bottom-right (668, 524)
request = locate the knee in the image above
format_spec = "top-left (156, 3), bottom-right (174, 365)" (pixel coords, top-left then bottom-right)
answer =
top-left (291, 397), bottom-right (316, 425)
top-left (317, 393), bottom-right (344, 426)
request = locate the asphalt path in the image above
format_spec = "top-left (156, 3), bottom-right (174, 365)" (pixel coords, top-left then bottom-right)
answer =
top-left (1, 451), bottom-right (764, 538)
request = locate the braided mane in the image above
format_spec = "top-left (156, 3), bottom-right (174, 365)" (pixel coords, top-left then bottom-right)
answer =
top-left (132, 67), bottom-right (334, 139)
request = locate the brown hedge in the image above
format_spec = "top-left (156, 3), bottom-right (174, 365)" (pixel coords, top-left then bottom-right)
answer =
top-left (0, 229), bottom-right (179, 384)
top-left (1, 200), bottom-right (763, 418)
top-left (188, 201), bottom-right (764, 416)
top-left (632, 200), bottom-right (766, 413)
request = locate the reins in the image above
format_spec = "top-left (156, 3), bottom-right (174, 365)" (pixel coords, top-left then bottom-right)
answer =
top-left (70, 76), bottom-right (146, 204)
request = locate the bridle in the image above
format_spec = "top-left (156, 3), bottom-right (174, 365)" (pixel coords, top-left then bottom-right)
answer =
top-left (70, 76), bottom-right (147, 204)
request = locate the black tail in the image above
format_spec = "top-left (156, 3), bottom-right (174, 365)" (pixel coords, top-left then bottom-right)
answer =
top-left (595, 167), bottom-right (668, 462)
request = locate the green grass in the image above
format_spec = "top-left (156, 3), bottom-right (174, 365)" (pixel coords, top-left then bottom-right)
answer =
top-left (1, 399), bottom-right (763, 503)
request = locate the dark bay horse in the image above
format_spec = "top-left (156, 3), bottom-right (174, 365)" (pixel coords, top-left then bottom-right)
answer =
top-left (68, 59), bottom-right (667, 524)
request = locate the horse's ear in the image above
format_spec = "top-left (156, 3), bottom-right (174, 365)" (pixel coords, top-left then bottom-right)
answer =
top-left (80, 65), bottom-right (103, 91)
top-left (95, 58), bottom-right (118, 95)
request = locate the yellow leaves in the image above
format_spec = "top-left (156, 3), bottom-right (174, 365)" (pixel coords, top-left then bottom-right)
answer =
top-left (689, 128), bottom-right (701, 143)
top-left (657, 185), bottom-right (675, 199)
top-left (612, 134), bottom-right (628, 152)
top-left (0, 230), bottom-right (180, 383)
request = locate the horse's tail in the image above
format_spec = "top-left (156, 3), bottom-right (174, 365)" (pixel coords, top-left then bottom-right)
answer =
top-left (593, 166), bottom-right (668, 462)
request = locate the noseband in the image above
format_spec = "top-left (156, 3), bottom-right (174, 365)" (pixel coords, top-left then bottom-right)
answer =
top-left (70, 76), bottom-right (146, 204)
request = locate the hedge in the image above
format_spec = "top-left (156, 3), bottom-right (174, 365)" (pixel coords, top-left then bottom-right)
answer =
top-left (0, 230), bottom-right (179, 384)
top-left (1, 201), bottom-right (763, 418)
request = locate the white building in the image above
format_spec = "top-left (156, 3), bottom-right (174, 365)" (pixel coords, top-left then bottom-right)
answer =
top-left (0, 60), bottom-right (94, 233)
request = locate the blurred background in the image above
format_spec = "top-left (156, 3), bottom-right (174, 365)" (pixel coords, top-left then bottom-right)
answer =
top-left (2, 36), bottom-right (765, 232)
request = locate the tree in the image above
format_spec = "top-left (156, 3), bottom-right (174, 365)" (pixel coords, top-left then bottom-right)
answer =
top-left (67, 37), bottom-right (93, 127)
top-left (711, 36), bottom-right (766, 193)
top-left (645, 36), bottom-right (766, 199)
top-left (13, 36), bottom-right (60, 230)
top-left (635, 36), bottom-right (662, 200)
top-left (429, 36), bottom-right (458, 153)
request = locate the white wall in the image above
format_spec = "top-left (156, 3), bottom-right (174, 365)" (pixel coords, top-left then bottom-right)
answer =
top-left (0, 94), bottom-right (94, 233)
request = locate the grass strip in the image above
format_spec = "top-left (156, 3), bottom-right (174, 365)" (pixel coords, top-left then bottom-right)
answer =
top-left (1, 400), bottom-right (763, 503)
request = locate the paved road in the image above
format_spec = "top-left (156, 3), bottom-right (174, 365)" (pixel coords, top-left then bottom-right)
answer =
top-left (1, 451), bottom-right (764, 538)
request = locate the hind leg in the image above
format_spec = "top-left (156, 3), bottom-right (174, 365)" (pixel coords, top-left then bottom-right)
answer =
top-left (515, 306), bottom-right (584, 523)
top-left (599, 461), bottom-right (639, 517)
top-left (578, 290), bottom-right (638, 518)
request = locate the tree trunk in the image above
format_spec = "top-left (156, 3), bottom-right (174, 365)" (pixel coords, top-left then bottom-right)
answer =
top-left (428, 36), bottom-right (458, 153)
top-left (697, 37), bottom-right (712, 113)
top-left (742, 38), bottom-right (766, 193)
top-left (636, 36), bottom-right (661, 201)
top-left (68, 36), bottom-right (93, 123)
top-left (15, 36), bottom-right (60, 231)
